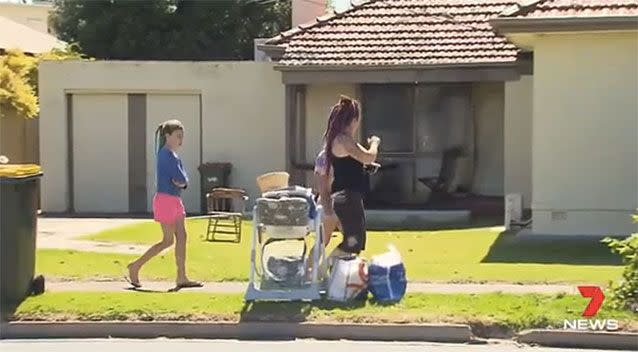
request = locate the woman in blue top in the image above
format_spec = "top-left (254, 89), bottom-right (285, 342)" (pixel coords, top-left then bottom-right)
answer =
top-left (126, 119), bottom-right (202, 289)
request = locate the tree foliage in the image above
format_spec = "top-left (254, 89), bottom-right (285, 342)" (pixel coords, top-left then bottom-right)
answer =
top-left (0, 45), bottom-right (85, 119)
top-left (603, 213), bottom-right (638, 312)
top-left (50, 0), bottom-right (292, 60)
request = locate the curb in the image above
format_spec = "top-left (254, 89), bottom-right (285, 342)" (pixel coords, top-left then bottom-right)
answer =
top-left (516, 330), bottom-right (638, 351)
top-left (0, 321), bottom-right (474, 342)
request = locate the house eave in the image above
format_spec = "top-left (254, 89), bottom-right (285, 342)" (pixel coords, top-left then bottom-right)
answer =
top-left (491, 16), bottom-right (638, 34)
top-left (256, 44), bottom-right (286, 61)
top-left (272, 60), bottom-right (531, 84)
top-left (272, 62), bottom-right (521, 72)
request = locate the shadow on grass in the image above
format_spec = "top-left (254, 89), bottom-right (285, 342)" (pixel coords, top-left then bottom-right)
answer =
top-left (239, 301), bottom-right (313, 323)
top-left (239, 295), bottom-right (393, 323)
top-left (481, 232), bottom-right (623, 265)
top-left (234, 297), bottom-right (400, 341)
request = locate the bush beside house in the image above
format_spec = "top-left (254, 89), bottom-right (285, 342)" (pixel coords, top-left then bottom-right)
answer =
top-left (604, 214), bottom-right (638, 312)
top-left (0, 45), bottom-right (84, 163)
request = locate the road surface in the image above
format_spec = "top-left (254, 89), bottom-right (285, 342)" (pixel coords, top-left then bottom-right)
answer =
top-left (0, 339), bottom-right (624, 352)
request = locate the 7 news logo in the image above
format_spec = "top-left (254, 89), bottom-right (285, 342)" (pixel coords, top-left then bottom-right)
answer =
top-left (563, 286), bottom-right (619, 331)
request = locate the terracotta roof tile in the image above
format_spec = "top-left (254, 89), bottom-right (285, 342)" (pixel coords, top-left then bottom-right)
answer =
top-left (501, 0), bottom-right (638, 18)
top-left (266, 0), bottom-right (522, 67)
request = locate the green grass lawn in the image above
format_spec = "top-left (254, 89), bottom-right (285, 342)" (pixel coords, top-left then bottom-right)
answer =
top-left (13, 292), bottom-right (638, 333)
top-left (36, 219), bottom-right (623, 284)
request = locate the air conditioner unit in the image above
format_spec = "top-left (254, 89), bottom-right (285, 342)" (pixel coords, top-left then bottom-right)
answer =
top-left (504, 193), bottom-right (522, 230)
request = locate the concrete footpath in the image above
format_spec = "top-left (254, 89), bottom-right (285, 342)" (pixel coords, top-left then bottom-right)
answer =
top-left (37, 218), bottom-right (149, 255)
top-left (46, 280), bottom-right (579, 295)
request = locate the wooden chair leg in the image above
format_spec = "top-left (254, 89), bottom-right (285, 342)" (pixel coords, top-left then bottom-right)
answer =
top-left (206, 217), bottom-right (213, 241)
top-left (234, 216), bottom-right (241, 243)
top-left (212, 218), bottom-right (219, 242)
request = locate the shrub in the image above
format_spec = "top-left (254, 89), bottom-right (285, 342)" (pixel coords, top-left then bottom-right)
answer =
top-left (602, 213), bottom-right (638, 312)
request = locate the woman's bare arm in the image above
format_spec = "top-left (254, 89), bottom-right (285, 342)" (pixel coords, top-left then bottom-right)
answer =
top-left (334, 134), bottom-right (380, 165)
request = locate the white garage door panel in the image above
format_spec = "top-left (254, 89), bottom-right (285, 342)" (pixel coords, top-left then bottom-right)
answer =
top-left (146, 94), bottom-right (201, 213)
top-left (73, 94), bottom-right (128, 213)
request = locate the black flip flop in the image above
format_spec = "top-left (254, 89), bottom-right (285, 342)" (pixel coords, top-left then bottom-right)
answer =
top-left (176, 281), bottom-right (203, 289)
top-left (124, 275), bottom-right (142, 289)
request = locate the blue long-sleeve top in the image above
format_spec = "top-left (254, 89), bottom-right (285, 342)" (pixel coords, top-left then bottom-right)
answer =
top-left (156, 146), bottom-right (188, 196)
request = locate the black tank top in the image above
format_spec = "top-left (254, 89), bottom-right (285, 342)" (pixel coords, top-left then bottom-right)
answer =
top-left (331, 155), bottom-right (367, 194)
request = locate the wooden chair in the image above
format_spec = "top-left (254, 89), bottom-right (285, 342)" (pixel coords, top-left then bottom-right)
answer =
top-left (418, 146), bottom-right (465, 202)
top-left (205, 187), bottom-right (248, 243)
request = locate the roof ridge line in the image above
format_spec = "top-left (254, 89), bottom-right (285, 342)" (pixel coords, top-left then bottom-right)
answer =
top-left (500, 0), bottom-right (546, 17)
top-left (265, 0), bottom-right (380, 45)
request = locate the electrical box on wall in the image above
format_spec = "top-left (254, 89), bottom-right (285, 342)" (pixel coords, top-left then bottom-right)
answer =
top-left (505, 193), bottom-right (522, 229)
top-left (551, 211), bottom-right (568, 222)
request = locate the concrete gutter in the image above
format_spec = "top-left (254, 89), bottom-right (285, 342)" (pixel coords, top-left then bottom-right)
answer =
top-left (3, 322), bottom-right (637, 349)
top-left (0, 322), bottom-right (474, 343)
top-left (516, 330), bottom-right (638, 351)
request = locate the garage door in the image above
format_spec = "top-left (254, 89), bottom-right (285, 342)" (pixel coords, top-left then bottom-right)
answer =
top-left (72, 94), bottom-right (129, 213)
top-left (146, 94), bottom-right (201, 213)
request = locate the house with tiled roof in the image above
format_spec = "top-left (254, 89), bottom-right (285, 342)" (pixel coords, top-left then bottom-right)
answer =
top-left (33, 0), bottom-right (635, 236)
top-left (490, 0), bottom-right (638, 236)
top-left (260, 0), bottom-right (638, 236)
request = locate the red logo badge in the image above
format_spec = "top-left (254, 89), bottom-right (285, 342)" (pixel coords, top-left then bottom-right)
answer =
top-left (578, 286), bottom-right (605, 317)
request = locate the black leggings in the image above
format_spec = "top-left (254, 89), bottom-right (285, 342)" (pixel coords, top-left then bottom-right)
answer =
top-left (331, 190), bottom-right (366, 254)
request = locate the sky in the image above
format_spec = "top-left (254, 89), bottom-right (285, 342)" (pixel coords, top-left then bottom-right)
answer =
top-left (330, 0), bottom-right (352, 12)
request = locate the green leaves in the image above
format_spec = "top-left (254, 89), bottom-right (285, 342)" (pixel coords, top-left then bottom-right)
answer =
top-left (0, 45), bottom-right (86, 119)
top-left (0, 50), bottom-right (39, 119)
top-left (49, 0), bottom-right (292, 61)
top-left (602, 212), bottom-right (638, 312)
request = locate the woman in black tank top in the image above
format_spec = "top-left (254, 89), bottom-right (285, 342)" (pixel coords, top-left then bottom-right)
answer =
top-left (331, 155), bottom-right (367, 194)
top-left (322, 95), bottom-right (381, 256)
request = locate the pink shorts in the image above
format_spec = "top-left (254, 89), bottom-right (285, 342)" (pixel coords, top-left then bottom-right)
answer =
top-left (153, 193), bottom-right (185, 224)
